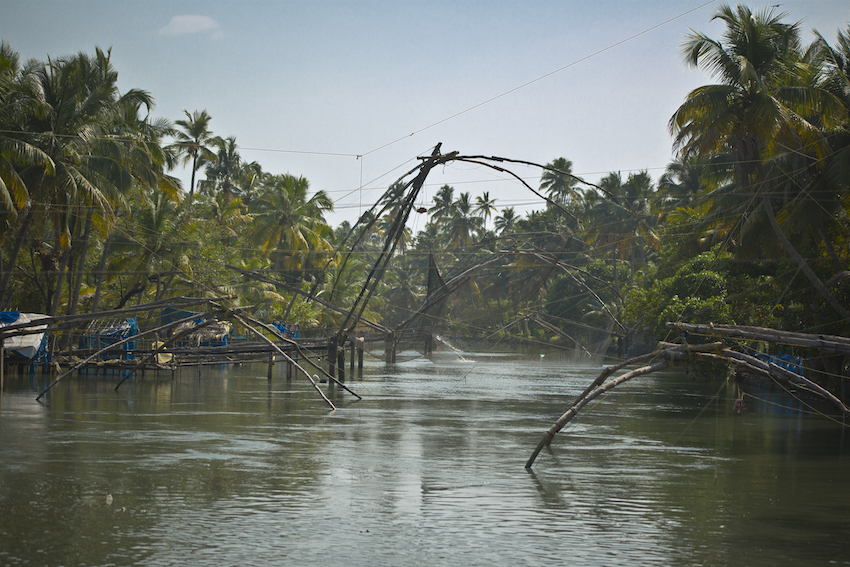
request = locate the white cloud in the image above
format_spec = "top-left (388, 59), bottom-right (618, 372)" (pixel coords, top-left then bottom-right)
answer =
top-left (159, 15), bottom-right (220, 36)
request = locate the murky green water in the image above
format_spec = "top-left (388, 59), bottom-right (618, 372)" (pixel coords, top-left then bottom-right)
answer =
top-left (1, 351), bottom-right (849, 566)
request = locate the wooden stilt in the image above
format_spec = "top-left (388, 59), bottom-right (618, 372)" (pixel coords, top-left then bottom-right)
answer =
top-left (267, 351), bottom-right (274, 381)
top-left (337, 345), bottom-right (345, 383)
top-left (327, 336), bottom-right (337, 378)
top-left (385, 331), bottom-right (395, 363)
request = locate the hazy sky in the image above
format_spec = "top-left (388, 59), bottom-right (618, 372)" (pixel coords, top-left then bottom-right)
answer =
top-left (2, 1), bottom-right (848, 228)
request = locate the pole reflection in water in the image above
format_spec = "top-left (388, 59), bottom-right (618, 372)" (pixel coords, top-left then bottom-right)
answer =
top-left (1, 353), bottom-right (849, 566)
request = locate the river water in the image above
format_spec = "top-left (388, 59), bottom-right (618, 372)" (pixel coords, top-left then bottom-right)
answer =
top-left (1, 350), bottom-right (849, 566)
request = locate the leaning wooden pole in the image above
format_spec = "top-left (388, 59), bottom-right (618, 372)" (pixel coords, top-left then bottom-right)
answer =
top-left (526, 359), bottom-right (671, 469)
top-left (525, 343), bottom-right (724, 469)
top-left (227, 313), bottom-right (337, 410)
top-left (225, 309), bottom-right (362, 401)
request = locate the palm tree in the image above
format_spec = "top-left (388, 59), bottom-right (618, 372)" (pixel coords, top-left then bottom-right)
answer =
top-left (198, 135), bottom-right (241, 205)
top-left (0, 42), bottom-right (52, 230)
top-left (540, 157), bottom-right (580, 205)
top-left (234, 160), bottom-right (263, 206)
top-left (474, 191), bottom-right (497, 226)
top-left (586, 171), bottom-right (659, 278)
top-left (0, 42), bottom-right (54, 305)
top-left (494, 206), bottom-right (517, 235)
top-left (171, 109), bottom-right (216, 199)
top-left (445, 192), bottom-right (484, 250)
top-left (249, 173), bottom-right (334, 280)
top-left (656, 154), bottom-right (709, 214)
top-left (1, 48), bottom-right (157, 312)
top-left (669, 4), bottom-right (850, 321)
top-left (428, 184), bottom-right (455, 224)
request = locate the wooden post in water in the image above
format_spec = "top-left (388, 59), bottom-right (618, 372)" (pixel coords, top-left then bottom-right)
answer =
top-left (327, 336), bottom-right (337, 378)
top-left (287, 351), bottom-right (294, 380)
top-left (385, 331), bottom-right (395, 363)
top-left (349, 339), bottom-right (355, 373)
top-left (267, 351), bottom-right (274, 381)
top-left (358, 344), bottom-right (364, 378)
top-left (337, 342), bottom-right (345, 383)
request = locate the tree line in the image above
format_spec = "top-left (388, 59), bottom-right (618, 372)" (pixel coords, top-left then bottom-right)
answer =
top-left (1, 5), bottom-right (849, 361)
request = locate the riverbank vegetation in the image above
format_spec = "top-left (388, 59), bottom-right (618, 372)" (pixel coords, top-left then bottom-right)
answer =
top-left (1, 5), bottom-right (849, 370)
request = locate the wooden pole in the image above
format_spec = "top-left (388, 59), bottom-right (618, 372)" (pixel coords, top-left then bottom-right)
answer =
top-left (229, 311), bottom-right (362, 401)
top-left (327, 336), bottom-right (337, 378)
top-left (227, 313), bottom-right (338, 410)
top-left (337, 344), bottom-right (345, 383)
top-left (525, 343), bottom-right (723, 469)
top-left (385, 331), bottom-right (395, 363)
top-left (267, 351), bottom-right (274, 381)
top-left (526, 359), bottom-right (671, 469)
top-left (358, 345), bottom-right (363, 377)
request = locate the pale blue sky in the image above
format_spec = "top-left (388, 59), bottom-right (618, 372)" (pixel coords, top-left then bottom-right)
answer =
top-left (1, 1), bottom-right (848, 228)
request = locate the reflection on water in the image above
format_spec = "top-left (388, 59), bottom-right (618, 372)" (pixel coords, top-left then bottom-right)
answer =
top-left (1, 354), bottom-right (850, 566)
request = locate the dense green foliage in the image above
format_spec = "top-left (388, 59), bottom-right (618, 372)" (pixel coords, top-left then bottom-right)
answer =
top-left (1, 5), bottom-right (849, 365)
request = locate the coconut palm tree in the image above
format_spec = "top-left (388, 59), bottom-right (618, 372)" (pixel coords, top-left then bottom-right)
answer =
top-left (1, 48), bottom-right (159, 312)
top-left (428, 184), bottom-right (455, 225)
top-left (474, 191), bottom-right (497, 226)
top-left (669, 4), bottom-right (850, 321)
top-left (249, 173), bottom-right (334, 281)
top-left (494, 206), bottom-right (517, 235)
top-left (540, 157), bottom-right (580, 205)
top-left (0, 42), bottom-right (53, 230)
top-left (445, 192), bottom-right (484, 251)
top-left (198, 135), bottom-right (241, 205)
top-left (586, 171), bottom-right (659, 279)
top-left (171, 109), bottom-right (216, 199)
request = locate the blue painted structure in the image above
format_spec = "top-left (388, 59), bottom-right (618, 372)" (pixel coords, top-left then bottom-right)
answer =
top-left (78, 318), bottom-right (139, 360)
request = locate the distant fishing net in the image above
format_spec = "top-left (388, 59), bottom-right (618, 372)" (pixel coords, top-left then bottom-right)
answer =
top-left (358, 254), bottom-right (463, 363)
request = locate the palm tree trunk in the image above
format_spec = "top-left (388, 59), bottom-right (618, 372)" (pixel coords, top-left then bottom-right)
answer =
top-left (0, 209), bottom-right (33, 309)
top-left (189, 153), bottom-right (197, 199)
top-left (762, 193), bottom-right (850, 323)
top-left (49, 247), bottom-right (71, 316)
top-left (67, 211), bottom-right (93, 315)
top-left (91, 233), bottom-right (112, 313)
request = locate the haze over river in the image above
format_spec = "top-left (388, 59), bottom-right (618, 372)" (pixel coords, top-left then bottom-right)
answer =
top-left (1, 351), bottom-right (849, 566)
